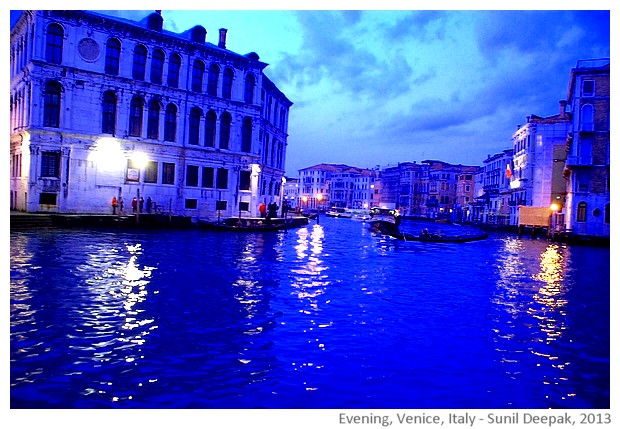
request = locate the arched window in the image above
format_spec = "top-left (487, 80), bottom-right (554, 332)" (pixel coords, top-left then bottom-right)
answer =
top-left (219, 111), bottom-right (231, 150)
top-left (129, 96), bottom-right (144, 137)
top-left (205, 110), bottom-right (217, 148)
top-left (101, 91), bottom-right (117, 134)
top-left (580, 104), bottom-right (594, 132)
top-left (244, 74), bottom-right (256, 104)
top-left (147, 99), bottom-right (161, 139)
top-left (151, 49), bottom-right (165, 84)
top-left (222, 67), bottom-right (234, 100)
top-left (189, 107), bottom-right (202, 145)
top-left (45, 23), bottom-right (63, 64)
top-left (207, 63), bottom-right (220, 96)
top-left (167, 53), bottom-right (181, 88)
top-left (43, 81), bottom-right (62, 127)
top-left (192, 60), bottom-right (205, 93)
top-left (132, 44), bottom-right (147, 80)
top-left (241, 117), bottom-right (252, 152)
top-left (577, 202), bottom-right (587, 222)
top-left (164, 104), bottom-right (177, 142)
top-left (105, 38), bottom-right (121, 75)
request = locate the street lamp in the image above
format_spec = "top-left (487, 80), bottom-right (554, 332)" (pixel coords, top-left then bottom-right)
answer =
top-left (550, 203), bottom-right (559, 239)
top-left (316, 193), bottom-right (323, 224)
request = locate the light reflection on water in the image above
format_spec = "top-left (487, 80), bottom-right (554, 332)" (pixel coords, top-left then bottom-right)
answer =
top-left (10, 222), bottom-right (609, 408)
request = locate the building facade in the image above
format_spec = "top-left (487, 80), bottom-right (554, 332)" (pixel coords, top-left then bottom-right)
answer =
top-left (510, 103), bottom-right (571, 226)
top-left (9, 10), bottom-right (292, 219)
top-left (563, 59), bottom-right (610, 238)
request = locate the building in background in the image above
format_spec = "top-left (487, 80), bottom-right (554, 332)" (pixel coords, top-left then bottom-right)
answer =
top-left (563, 59), bottom-right (610, 239)
top-left (9, 10), bottom-right (292, 219)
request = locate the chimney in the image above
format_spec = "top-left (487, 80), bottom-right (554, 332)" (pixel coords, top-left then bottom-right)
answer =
top-left (559, 100), bottom-right (567, 118)
top-left (219, 28), bottom-right (228, 49)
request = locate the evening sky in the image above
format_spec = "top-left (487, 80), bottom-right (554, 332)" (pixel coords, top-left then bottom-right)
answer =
top-left (9, 3), bottom-right (612, 175)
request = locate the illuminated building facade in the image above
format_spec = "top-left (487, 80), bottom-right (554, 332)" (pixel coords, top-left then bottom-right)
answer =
top-left (9, 10), bottom-right (292, 219)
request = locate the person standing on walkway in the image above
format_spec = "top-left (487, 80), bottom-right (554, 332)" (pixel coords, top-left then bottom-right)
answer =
top-left (112, 196), bottom-right (117, 215)
top-left (259, 202), bottom-right (266, 218)
top-left (132, 197), bottom-right (138, 214)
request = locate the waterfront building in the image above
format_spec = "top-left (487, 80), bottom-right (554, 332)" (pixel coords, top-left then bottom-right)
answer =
top-left (298, 163), bottom-right (338, 209)
top-left (563, 59), bottom-right (610, 239)
top-left (509, 102), bottom-right (571, 226)
top-left (479, 150), bottom-right (514, 225)
top-left (455, 167), bottom-right (481, 223)
top-left (351, 169), bottom-right (378, 210)
top-left (9, 10), bottom-right (292, 219)
top-left (282, 177), bottom-right (299, 211)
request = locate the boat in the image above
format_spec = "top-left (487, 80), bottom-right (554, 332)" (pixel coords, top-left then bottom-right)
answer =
top-left (367, 206), bottom-right (397, 231)
top-left (377, 221), bottom-right (489, 243)
top-left (347, 209), bottom-right (371, 221)
top-left (325, 207), bottom-right (353, 218)
top-left (198, 216), bottom-right (308, 232)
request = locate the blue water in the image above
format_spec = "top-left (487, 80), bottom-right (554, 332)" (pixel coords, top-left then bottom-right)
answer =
top-left (10, 218), bottom-right (610, 409)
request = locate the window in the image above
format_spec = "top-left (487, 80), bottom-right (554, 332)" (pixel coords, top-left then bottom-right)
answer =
top-left (582, 80), bottom-right (595, 97)
top-left (202, 167), bottom-right (214, 188)
top-left (43, 82), bottom-right (61, 128)
top-left (39, 192), bottom-right (57, 205)
top-left (164, 104), bottom-right (177, 142)
top-left (244, 74), bottom-right (255, 104)
top-left (577, 202), bottom-right (587, 222)
top-left (189, 107), bottom-right (201, 145)
top-left (219, 112), bottom-right (231, 149)
top-left (167, 53), bottom-right (181, 88)
top-left (223, 67), bottom-right (233, 99)
top-left (241, 117), bottom-right (252, 152)
top-left (145, 161), bottom-right (158, 183)
top-left (239, 202), bottom-right (250, 212)
top-left (151, 49), bottom-right (165, 84)
top-left (102, 91), bottom-right (117, 134)
top-left (216, 168), bottom-right (228, 189)
top-left (105, 38), bottom-right (121, 75)
top-left (185, 199), bottom-right (198, 209)
top-left (239, 170), bottom-right (251, 191)
top-left (205, 110), bottom-right (216, 147)
top-left (580, 105), bottom-right (594, 131)
top-left (216, 200), bottom-right (227, 211)
top-left (129, 96), bottom-right (144, 137)
top-left (207, 63), bottom-right (219, 96)
top-left (186, 165), bottom-right (199, 187)
top-left (192, 60), bottom-right (205, 92)
top-left (41, 151), bottom-right (60, 177)
top-left (45, 24), bottom-right (63, 64)
top-left (132, 44), bottom-right (147, 80)
top-left (147, 100), bottom-right (160, 139)
top-left (126, 159), bottom-right (140, 182)
top-left (162, 162), bottom-right (175, 185)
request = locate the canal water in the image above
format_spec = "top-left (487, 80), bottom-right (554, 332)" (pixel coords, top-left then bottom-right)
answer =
top-left (10, 217), bottom-right (610, 409)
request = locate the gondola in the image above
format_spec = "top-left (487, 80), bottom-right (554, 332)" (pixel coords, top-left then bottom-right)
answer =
top-left (377, 221), bottom-right (489, 243)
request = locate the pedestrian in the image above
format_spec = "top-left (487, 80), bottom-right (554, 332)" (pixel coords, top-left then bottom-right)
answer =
top-left (119, 196), bottom-right (124, 214)
top-left (139, 197), bottom-right (144, 213)
top-left (111, 196), bottom-right (117, 215)
top-left (132, 197), bottom-right (138, 214)
top-left (259, 202), bottom-right (266, 218)
top-left (268, 201), bottom-right (278, 219)
top-left (146, 196), bottom-right (152, 213)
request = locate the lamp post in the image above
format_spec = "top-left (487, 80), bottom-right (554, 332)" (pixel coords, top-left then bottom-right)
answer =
top-left (302, 195), bottom-right (308, 214)
top-left (316, 193), bottom-right (323, 225)
top-left (550, 203), bottom-right (559, 240)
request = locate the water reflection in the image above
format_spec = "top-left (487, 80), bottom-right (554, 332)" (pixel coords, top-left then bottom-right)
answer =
top-left (493, 237), bottom-right (574, 405)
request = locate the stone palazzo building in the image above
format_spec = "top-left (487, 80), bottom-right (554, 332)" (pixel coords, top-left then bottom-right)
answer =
top-left (9, 10), bottom-right (292, 219)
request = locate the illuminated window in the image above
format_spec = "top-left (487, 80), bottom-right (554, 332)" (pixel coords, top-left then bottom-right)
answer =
top-left (144, 161), bottom-right (158, 183)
